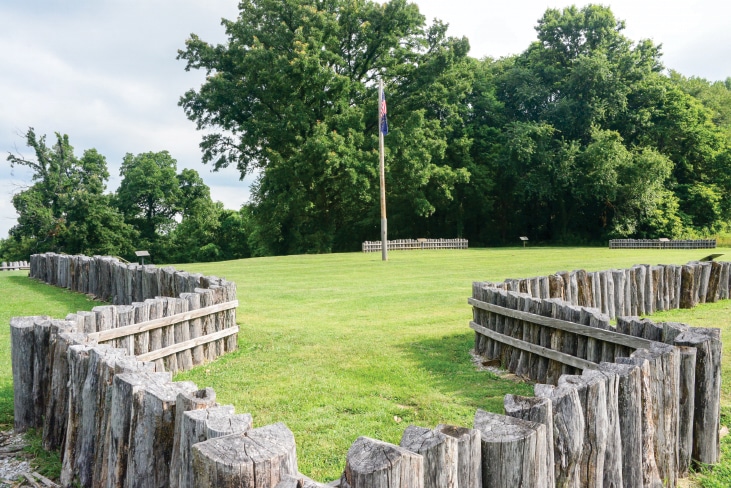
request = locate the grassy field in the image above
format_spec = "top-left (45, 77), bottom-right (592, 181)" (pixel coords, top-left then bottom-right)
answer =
top-left (2, 247), bottom-right (731, 485)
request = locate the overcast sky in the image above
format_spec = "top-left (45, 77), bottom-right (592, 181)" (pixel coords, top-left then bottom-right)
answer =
top-left (2, 0), bottom-right (729, 239)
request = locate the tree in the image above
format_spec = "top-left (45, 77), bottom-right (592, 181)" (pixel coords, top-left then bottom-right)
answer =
top-left (4, 128), bottom-right (136, 259)
top-left (178, 0), bottom-right (472, 254)
top-left (115, 151), bottom-right (180, 243)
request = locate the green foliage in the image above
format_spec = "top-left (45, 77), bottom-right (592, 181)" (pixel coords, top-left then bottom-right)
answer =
top-left (179, 0), bottom-right (473, 253)
top-left (4, 129), bottom-right (137, 260)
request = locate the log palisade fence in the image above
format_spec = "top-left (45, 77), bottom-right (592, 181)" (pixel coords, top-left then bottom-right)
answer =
top-left (9, 253), bottom-right (725, 488)
top-left (470, 260), bottom-right (725, 487)
top-left (362, 238), bottom-right (468, 252)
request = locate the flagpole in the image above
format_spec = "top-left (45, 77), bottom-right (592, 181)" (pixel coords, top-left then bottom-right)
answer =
top-left (378, 79), bottom-right (388, 261)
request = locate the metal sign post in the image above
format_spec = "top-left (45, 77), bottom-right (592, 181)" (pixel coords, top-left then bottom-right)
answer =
top-left (379, 79), bottom-right (388, 261)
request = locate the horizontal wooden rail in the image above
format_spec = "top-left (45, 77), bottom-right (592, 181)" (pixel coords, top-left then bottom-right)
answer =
top-left (87, 300), bottom-right (239, 342)
top-left (470, 321), bottom-right (598, 371)
top-left (136, 326), bottom-right (239, 362)
top-left (468, 297), bottom-right (656, 350)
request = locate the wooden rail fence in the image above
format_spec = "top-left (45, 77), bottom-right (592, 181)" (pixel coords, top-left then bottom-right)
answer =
top-left (1, 260), bottom-right (29, 271)
top-left (609, 238), bottom-right (717, 249)
top-left (10, 253), bottom-right (724, 488)
top-left (468, 260), bottom-right (723, 487)
top-left (362, 238), bottom-right (468, 252)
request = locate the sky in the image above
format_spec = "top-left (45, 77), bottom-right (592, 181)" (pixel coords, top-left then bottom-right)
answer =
top-left (1, 0), bottom-right (730, 239)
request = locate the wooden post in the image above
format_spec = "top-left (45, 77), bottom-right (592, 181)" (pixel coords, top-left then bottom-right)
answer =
top-left (378, 79), bottom-right (388, 262)
top-left (474, 409), bottom-right (547, 487)
top-left (674, 327), bottom-right (722, 465)
top-left (193, 423), bottom-right (300, 488)
top-left (503, 395), bottom-right (554, 488)
top-left (434, 424), bottom-right (481, 488)
top-left (11, 316), bottom-right (40, 432)
top-left (177, 405), bottom-right (253, 488)
top-left (557, 373), bottom-right (608, 487)
top-left (400, 426), bottom-right (458, 488)
top-left (599, 362), bottom-right (643, 488)
top-left (534, 383), bottom-right (584, 486)
top-left (169, 388), bottom-right (218, 488)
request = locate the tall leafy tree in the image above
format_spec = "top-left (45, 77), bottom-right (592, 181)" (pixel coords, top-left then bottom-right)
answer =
top-left (115, 151), bottom-right (181, 243)
top-left (178, 0), bottom-right (472, 254)
top-left (4, 128), bottom-right (136, 258)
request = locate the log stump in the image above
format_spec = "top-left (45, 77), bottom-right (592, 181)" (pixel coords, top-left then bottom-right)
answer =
top-left (193, 423), bottom-right (300, 488)
top-left (400, 426), bottom-right (457, 488)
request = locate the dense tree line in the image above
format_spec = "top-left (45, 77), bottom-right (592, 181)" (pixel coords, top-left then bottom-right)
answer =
top-left (1, 129), bottom-right (250, 262)
top-left (4, 2), bottom-right (731, 261)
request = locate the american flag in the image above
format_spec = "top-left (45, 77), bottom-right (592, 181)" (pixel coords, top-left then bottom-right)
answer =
top-left (380, 90), bottom-right (388, 136)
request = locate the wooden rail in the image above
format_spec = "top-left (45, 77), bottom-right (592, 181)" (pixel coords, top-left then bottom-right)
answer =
top-left (362, 238), bottom-right (468, 252)
top-left (468, 297), bottom-right (655, 350)
top-left (136, 326), bottom-right (239, 362)
top-left (87, 300), bottom-right (239, 342)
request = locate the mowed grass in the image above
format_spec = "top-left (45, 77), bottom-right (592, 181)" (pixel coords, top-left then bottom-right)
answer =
top-left (174, 247), bottom-right (731, 481)
top-left (2, 247), bottom-right (731, 483)
top-left (0, 272), bottom-right (101, 430)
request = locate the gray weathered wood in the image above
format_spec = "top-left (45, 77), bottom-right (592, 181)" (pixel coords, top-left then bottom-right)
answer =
top-left (177, 405), bottom-right (253, 488)
top-left (434, 424), bottom-right (481, 488)
top-left (535, 383), bottom-right (584, 487)
top-left (193, 423), bottom-right (300, 488)
top-left (599, 362), bottom-right (643, 488)
top-left (11, 316), bottom-right (41, 432)
top-left (43, 322), bottom-right (80, 450)
top-left (107, 371), bottom-right (172, 488)
top-left (170, 388), bottom-right (218, 488)
top-left (615, 356), bottom-right (662, 488)
top-left (674, 327), bottom-right (722, 465)
top-left (503, 395), bottom-right (554, 488)
top-left (558, 373), bottom-right (607, 487)
top-left (400, 426), bottom-right (457, 488)
top-left (676, 345), bottom-right (697, 477)
top-left (125, 379), bottom-right (198, 487)
top-left (474, 409), bottom-right (546, 488)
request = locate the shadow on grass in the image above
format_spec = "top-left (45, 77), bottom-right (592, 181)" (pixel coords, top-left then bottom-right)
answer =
top-left (4, 275), bottom-right (104, 309)
top-left (399, 332), bottom-right (533, 414)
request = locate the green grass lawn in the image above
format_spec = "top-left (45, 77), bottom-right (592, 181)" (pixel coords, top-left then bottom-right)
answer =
top-left (2, 247), bottom-right (731, 484)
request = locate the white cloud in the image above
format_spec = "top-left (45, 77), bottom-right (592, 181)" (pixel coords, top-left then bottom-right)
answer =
top-left (1, 0), bottom-right (729, 240)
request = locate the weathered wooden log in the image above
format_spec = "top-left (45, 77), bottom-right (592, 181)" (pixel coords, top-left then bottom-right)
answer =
top-left (176, 405), bottom-right (253, 488)
top-left (172, 297), bottom-right (194, 371)
top-left (400, 426), bottom-right (457, 488)
top-left (107, 371), bottom-right (173, 488)
top-left (42, 322), bottom-right (80, 451)
top-left (90, 348), bottom-right (154, 486)
top-left (706, 261), bottom-right (722, 303)
top-left (629, 267), bottom-right (639, 316)
top-left (222, 279), bottom-right (238, 352)
top-left (142, 298), bottom-right (163, 370)
top-left (676, 345), bottom-right (697, 477)
top-left (93, 305), bottom-right (117, 333)
top-left (630, 343), bottom-right (680, 487)
top-left (606, 270), bottom-right (616, 320)
top-left (115, 305), bottom-right (135, 354)
top-left (535, 382), bottom-right (584, 486)
top-left (514, 295), bottom-right (532, 377)
top-left (680, 265), bottom-right (696, 309)
top-left (170, 388), bottom-right (218, 488)
top-left (474, 409), bottom-right (547, 487)
top-left (276, 474), bottom-right (328, 488)
top-left (61, 344), bottom-right (94, 486)
top-left (525, 297), bottom-right (543, 381)
top-left (719, 262), bottom-right (730, 300)
top-left (674, 327), bottom-right (722, 465)
top-left (161, 297), bottom-right (180, 372)
top-left (599, 362), bottom-right (643, 488)
top-left (586, 368), bottom-right (623, 487)
top-left (193, 423), bottom-right (300, 488)
top-left (612, 270), bottom-right (626, 319)
top-left (182, 292), bottom-right (206, 366)
top-left (698, 262), bottom-right (712, 303)
top-left (198, 288), bottom-right (218, 363)
top-left (11, 316), bottom-right (41, 432)
top-left (32, 318), bottom-right (52, 429)
top-left (558, 271), bottom-right (572, 304)
top-left (557, 373), bottom-right (607, 487)
top-left (633, 265), bottom-right (646, 316)
top-left (142, 266), bottom-right (160, 300)
top-left (434, 424), bottom-right (481, 488)
top-left (614, 356), bottom-right (662, 488)
top-left (132, 301), bottom-right (151, 355)
top-left (125, 379), bottom-right (198, 487)
top-left (503, 395), bottom-right (554, 488)
top-left (599, 271), bottom-right (610, 316)
top-left (548, 274), bottom-right (564, 300)
top-left (575, 270), bottom-right (589, 307)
